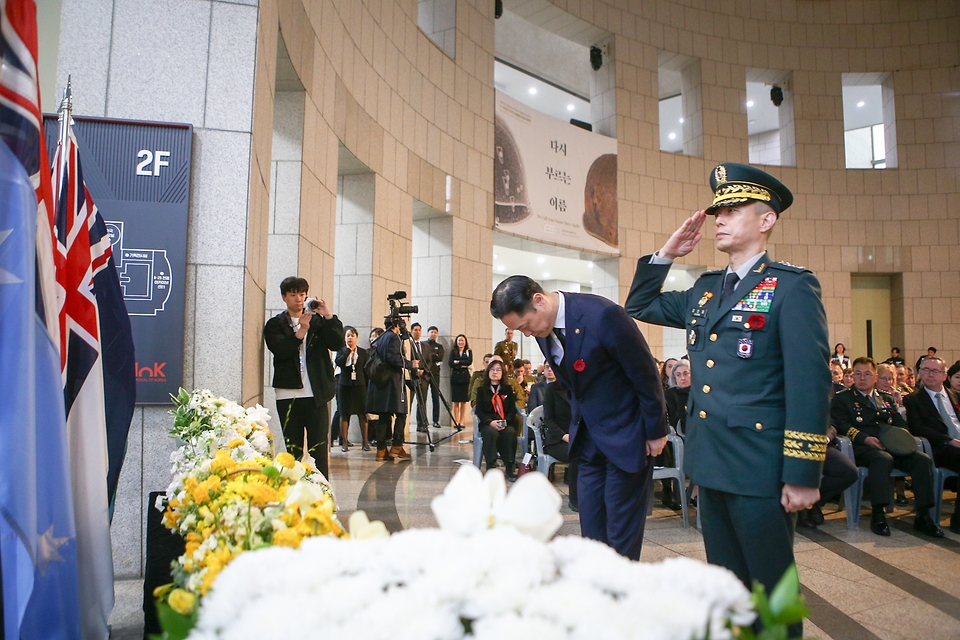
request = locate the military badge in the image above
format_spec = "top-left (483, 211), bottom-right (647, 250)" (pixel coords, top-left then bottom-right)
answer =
top-left (737, 338), bottom-right (753, 358)
top-left (688, 329), bottom-right (697, 346)
top-left (714, 164), bottom-right (728, 185)
top-left (732, 277), bottom-right (777, 313)
top-left (698, 292), bottom-right (714, 307)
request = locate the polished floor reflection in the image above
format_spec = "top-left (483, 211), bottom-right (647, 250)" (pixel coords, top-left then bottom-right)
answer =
top-left (112, 427), bottom-right (960, 640)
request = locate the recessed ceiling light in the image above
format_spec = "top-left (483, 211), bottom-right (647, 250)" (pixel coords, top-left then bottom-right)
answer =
top-left (668, 132), bottom-right (676, 140)
top-left (536, 256), bottom-right (545, 263)
top-left (668, 276), bottom-right (675, 282)
top-left (493, 253), bottom-right (498, 260)
top-left (749, 119), bottom-right (756, 124)
top-left (529, 87), bottom-right (537, 95)
top-left (746, 100), bottom-right (754, 107)
top-left (588, 263), bottom-right (594, 269)
top-left (857, 101), bottom-right (865, 107)
top-left (589, 280), bottom-right (594, 284)
top-left (496, 265), bottom-right (505, 272)
top-left (567, 104), bottom-right (575, 111)
top-left (543, 272), bottom-right (550, 279)
top-left (679, 118), bottom-right (684, 123)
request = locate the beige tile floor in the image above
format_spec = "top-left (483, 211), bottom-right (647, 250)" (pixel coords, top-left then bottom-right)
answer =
top-left (112, 429), bottom-right (960, 640)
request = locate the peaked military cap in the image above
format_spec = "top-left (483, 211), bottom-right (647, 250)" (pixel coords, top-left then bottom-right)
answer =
top-left (706, 163), bottom-right (793, 216)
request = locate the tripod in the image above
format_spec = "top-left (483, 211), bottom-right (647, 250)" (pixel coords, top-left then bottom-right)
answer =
top-left (403, 337), bottom-right (464, 452)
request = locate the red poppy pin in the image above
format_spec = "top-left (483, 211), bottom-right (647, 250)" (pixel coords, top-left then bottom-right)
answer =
top-left (747, 314), bottom-right (766, 329)
top-left (574, 359), bottom-right (586, 372)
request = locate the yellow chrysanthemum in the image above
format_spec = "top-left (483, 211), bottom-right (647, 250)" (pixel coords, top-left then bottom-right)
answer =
top-left (152, 583), bottom-right (174, 598)
top-left (275, 452), bottom-right (296, 469)
top-left (168, 589), bottom-right (196, 615)
top-left (183, 477), bottom-right (199, 491)
top-left (272, 527), bottom-right (303, 548)
top-left (227, 438), bottom-right (245, 448)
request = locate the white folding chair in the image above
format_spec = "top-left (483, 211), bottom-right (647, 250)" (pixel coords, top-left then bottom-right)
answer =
top-left (651, 430), bottom-right (689, 528)
top-left (525, 406), bottom-right (559, 477)
top-left (920, 437), bottom-right (957, 524)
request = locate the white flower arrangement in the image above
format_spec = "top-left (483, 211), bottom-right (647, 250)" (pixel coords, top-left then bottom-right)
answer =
top-left (185, 465), bottom-right (755, 640)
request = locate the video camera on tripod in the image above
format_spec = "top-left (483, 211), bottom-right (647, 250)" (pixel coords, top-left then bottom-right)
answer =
top-left (384, 291), bottom-right (418, 339)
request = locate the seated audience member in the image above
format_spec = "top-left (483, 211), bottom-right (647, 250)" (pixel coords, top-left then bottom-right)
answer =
top-left (842, 367), bottom-right (854, 388)
top-left (468, 353), bottom-right (493, 406)
top-left (542, 378), bottom-right (578, 511)
top-left (916, 346), bottom-right (938, 373)
top-left (876, 363), bottom-right (907, 418)
top-left (945, 360), bottom-right (960, 391)
top-left (660, 358), bottom-right (678, 390)
top-left (512, 358), bottom-right (530, 409)
top-left (896, 363), bottom-right (913, 394)
top-left (658, 359), bottom-right (690, 511)
top-left (905, 356), bottom-right (960, 533)
top-left (526, 360), bottom-right (555, 411)
top-left (796, 423), bottom-right (858, 529)
top-left (830, 357), bottom-right (942, 537)
top-left (829, 362), bottom-right (846, 396)
top-left (906, 366), bottom-right (917, 390)
top-left (475, 359), bottom-right (519, 481)
top-left (831, 343), bottom-right (851, 369)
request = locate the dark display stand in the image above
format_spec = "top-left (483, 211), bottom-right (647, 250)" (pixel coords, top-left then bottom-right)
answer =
top-left (142, 491), bottom-right (185, 639)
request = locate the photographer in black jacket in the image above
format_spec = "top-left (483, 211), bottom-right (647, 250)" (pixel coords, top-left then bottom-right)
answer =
top-left (263, 276), bottom-right (344, 479)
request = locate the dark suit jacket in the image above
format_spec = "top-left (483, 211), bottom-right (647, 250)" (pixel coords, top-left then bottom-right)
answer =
top-left (263, 311), bottom-right (344, 404)
top-left (526, 380), bottom-right (549, 411)
top-left (365, 330), bottom-right (410, 414)
top-left (905, 386), bottom-right (960, 448)
top-left (475, 383), bottom-right (518, 429)
top-left (535, 292), bottom-right (667, 474)
top-left (542, 382), bottom-right (572, 450)
top-left (626, 253), bottom-right (831, 496)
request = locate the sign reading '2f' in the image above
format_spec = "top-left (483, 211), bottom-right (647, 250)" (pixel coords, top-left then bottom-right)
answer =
top-left (44, 115), bottom-right (192, 404)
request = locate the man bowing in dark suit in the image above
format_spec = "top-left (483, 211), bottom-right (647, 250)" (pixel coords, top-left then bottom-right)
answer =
top-left (905, 355), bottom-right (960, 532)
top-left (490, 277), bottom-right (668, 561)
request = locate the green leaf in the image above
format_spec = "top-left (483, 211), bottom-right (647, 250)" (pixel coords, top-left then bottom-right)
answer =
top-left (155, 601), bottom-right (197, 640)
top-left (751, 579), bottom-right (774, 629)
top-left (768, 564), bottom-right (800, 618)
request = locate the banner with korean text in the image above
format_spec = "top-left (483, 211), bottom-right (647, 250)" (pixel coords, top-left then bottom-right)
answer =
top-left (493, 91), bottom-right (619, 255)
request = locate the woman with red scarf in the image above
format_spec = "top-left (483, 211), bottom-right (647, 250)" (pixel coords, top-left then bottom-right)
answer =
top-left (475, 359), bottom-right (519, 480)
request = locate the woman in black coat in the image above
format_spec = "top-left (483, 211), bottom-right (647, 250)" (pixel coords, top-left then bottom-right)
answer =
top-left (335, 326), bottom-right (369, 451)
top-left (659, 359), bottom-right (691, 510)
top-left (475, 360), bottom-right (518, 480)
top-left (448, 334), bottom-right (473, 428)
top-left (542, 379), bottom-right (578, 510)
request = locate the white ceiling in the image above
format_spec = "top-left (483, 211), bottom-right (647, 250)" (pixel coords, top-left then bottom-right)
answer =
top-left (842, 84), bottom-right (884, 131)
top-left (494, 60), bottom-right (591, 125)
top-left (493, 231), bottom-right (603, 288)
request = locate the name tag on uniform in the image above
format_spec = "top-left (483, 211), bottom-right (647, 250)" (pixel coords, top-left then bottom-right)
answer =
top-left (691, 308), bottom-right (707, 318)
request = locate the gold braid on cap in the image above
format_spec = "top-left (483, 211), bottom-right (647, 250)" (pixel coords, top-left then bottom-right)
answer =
top-left (711, 182), bottom-right (772, 206)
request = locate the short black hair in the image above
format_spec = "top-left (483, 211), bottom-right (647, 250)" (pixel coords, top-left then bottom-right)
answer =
top-left (344, 325), bottom-right (358, 337)
top-left (852, 356), bottom-right (876, 370)
top-left (490, 275), bottom-right (543, 319)
top-left (928, 346), bottom-right (938, 353)
top-left (891, 347), bottom-right (900, 354)
top-left (427, 326), bottom-right (438, 332)
top-left (411, 322), bottom-right (422, 330)
top-left (280, 276), bottom-right (309, 296)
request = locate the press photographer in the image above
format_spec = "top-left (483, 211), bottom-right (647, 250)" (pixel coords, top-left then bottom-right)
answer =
top-left (263, 276), bottom-right (344, 479)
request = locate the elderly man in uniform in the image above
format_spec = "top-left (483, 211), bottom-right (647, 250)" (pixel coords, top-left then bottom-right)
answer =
top-left (626, 163), bottom-right (829, 638)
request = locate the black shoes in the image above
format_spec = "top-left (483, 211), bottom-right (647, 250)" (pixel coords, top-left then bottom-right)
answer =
top-left (895, 494), bottom-right (910, 506)
top-left (569, 498), bottom-right (579, 513)
top-left (433, 421), bottom-right (441, 429)
top-left (416, 425), bottom-right (429, 433)
top-left (914, 513), bottom-right (945, 538)
top-left (871, 512), bottom-right (891, 536)
top-left (809, 504), bottom-right (825, 526)
top-left (796, 509), bottom-right (817, 530)
top-left (950, 515), bottom-right (960, 534)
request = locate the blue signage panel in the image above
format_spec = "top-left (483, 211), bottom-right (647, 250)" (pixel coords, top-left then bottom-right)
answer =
top-left (44, 115), bottom-right (191, 404)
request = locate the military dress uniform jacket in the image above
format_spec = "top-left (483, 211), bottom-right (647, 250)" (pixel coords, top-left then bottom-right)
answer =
top-left (625, 253), bottom-right (831, 497)
top-left (831, 388), bottom-right (908, 445)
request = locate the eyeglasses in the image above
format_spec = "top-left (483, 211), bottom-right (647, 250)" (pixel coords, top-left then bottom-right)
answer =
top-left (920, 367), bottom-right (945, 375)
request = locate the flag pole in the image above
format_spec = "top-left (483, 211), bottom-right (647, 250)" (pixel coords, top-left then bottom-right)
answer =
top-left (57, 76), bottom-right (72, 168)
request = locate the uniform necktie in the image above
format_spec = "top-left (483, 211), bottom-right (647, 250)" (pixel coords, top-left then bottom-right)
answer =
top-left (935, 392), bottom-right (960, 439)
top-left (720, 272), bottom-right (740, 305)
top-left (552, 328), bottom-right (566, 366)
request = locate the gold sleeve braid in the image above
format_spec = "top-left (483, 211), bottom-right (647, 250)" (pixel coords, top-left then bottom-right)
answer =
top-left (783, 429), bottom-right (828, 461)
top-left (846, 426), bottom-right (860, 441)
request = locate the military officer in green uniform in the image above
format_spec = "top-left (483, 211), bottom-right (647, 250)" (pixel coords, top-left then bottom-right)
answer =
top-left (625, 163), bottom-right (829, 638)
top-left (830, 356), bottom-right (942, 537)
